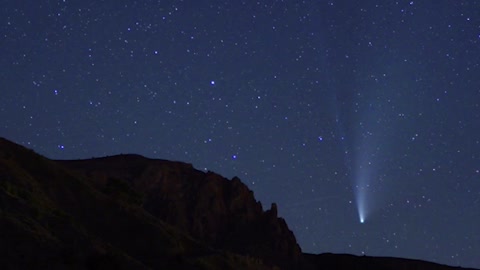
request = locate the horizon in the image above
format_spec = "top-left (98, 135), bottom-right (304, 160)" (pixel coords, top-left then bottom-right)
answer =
top-left (1, 136), bottom-right (478, 270)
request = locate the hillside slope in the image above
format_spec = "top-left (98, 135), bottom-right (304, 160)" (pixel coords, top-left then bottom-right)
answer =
top-left (0, 138), bottom-right (274, 269)
top-left (58, 154), bottom-right (302, 269)
top-left (0, 137), bottom-right (477, 270)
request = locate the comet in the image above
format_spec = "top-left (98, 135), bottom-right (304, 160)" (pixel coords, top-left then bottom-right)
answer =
top-left (353, 155), bottom-right (373, 224)
top-left (355, 181), bottom-right (368, 224)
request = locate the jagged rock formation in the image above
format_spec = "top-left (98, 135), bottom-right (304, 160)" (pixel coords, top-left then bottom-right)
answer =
top-left (0, 138), bottom-right (275, 269)
top-left (1, 137), bottom-right (477, 270)
top-left (58, 154), bottom-right (302, 268)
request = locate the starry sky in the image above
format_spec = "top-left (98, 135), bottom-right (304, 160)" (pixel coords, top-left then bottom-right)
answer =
top-left (1, 0), bottom-right (480, 268)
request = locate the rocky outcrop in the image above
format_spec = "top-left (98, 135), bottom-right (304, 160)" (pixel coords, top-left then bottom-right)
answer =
top-left (0, 138), bottom-right (275, 269)
top-left (59, 154), bottom-right (302, 268)
top-left (2, 137), bottom-right (477, 270)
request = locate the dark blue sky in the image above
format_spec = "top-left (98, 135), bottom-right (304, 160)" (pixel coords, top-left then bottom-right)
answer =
top-left (1, 1), bottom-right (479, 268)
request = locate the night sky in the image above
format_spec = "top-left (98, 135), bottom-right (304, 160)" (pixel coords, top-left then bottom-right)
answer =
top-left (1, 1), bottom-right (480, 268)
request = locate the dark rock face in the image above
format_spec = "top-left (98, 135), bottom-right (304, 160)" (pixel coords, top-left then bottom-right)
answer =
top-left (59, 154), bottom-right (302, 268)
top-left (1, 137), bottom-right (477, 270)
top-left (0, 138), bottom-right (274, 269)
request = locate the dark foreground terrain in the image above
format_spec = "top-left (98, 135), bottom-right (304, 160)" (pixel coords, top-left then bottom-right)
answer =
top-left (0, 137), bottom-right (476, 269)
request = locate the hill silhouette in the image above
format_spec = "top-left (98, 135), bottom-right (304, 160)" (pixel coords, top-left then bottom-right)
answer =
top-left (0, 137), bottom-right (476, 269)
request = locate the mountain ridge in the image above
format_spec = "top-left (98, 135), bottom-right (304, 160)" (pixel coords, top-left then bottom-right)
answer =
top-left (0, 137), bottom-right (477, 270)
top-left (57, 153), bottom-right (302, 268)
